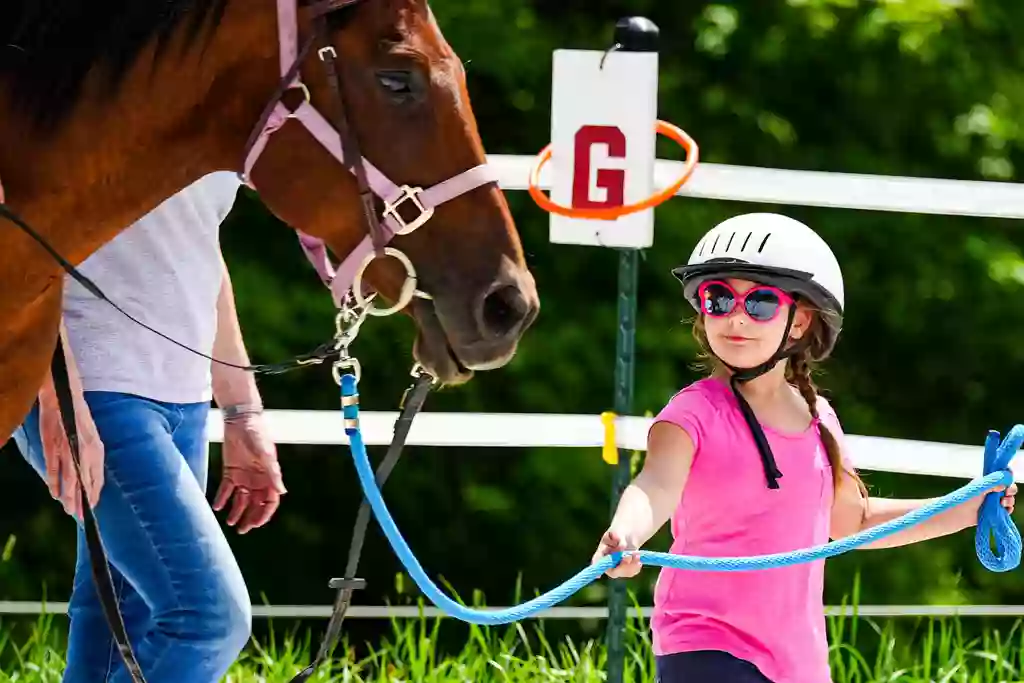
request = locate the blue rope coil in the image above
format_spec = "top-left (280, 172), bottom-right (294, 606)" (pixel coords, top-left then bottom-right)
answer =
top-left (338, 373), bottom-right (1022, 626)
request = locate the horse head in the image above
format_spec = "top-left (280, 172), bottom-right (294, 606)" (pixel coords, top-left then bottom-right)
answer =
top-left (235, 0), bottom-right (539, 384)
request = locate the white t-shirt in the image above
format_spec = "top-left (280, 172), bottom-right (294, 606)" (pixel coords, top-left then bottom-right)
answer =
top-left (62, 172), bottom-right (242, 404)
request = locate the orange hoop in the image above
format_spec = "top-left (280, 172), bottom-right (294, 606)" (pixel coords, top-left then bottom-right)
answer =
top-left (527, 120), bottom-right (699, 220)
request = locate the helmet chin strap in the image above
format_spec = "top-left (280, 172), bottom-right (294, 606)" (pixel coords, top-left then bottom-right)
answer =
top-left (715, 306), bottom-right (805, 490)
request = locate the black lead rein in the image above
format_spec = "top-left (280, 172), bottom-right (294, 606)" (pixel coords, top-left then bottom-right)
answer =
top-left (289, 369), bottom-right (433, 683)
top-left (50, 336), bottom-right (148, 683)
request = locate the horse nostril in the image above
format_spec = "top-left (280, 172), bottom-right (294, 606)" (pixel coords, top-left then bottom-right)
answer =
top-left (479, 284), bottom-right (531, 340)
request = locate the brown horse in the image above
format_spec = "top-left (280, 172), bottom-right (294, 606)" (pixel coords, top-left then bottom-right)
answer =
top-left (0, 0), bottom-right (539, 447)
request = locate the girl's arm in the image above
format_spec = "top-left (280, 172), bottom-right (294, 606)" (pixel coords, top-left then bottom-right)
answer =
top-left (592, 422), bottom-right (695, 577)
top-left (830, 461), bottom-right (1014, 549)
top-left (610, 422), bottom-right (695, 546)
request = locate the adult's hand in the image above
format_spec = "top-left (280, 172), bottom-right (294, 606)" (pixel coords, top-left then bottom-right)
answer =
top-left (213, 411), bottom-right (286, 534)
top-left (37, 364), bottom-right (105, 521)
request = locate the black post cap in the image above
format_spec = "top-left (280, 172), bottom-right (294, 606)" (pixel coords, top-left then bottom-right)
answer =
top-left (613, 16), bottom-right (659, 53)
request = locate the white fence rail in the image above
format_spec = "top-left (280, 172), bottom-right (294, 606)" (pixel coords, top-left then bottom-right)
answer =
top-left (204, 408), bottom-right (1024, 483)
top-left (489, 153), bottom-right (1024, 219)
top-left (5, 601), bottom-right (1024, 620)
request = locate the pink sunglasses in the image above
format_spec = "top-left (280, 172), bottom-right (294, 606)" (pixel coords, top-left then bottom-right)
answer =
top-left (697, 280), bottom-right (795, 323)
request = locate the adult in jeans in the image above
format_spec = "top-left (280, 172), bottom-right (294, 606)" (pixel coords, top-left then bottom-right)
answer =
top-left (12, 171), bottom-right (287, 683)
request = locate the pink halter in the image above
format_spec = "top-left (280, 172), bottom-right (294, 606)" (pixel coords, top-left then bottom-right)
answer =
top-left (241, 0), bottom-right (498, 311)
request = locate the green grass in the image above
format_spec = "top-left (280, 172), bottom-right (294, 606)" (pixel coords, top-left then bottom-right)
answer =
top-left (4, 595), bottom-right (1024, 682)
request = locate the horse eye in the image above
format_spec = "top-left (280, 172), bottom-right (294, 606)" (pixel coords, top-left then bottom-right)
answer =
top-left (376, 70), bottom-right (413, 100)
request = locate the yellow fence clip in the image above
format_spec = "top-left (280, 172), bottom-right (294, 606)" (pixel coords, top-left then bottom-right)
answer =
top-left (600, 411), bottom-right (618, 465)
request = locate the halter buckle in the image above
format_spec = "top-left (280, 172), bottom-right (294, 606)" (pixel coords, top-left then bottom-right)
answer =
top-left (384, 185), bottom-right (434, 235)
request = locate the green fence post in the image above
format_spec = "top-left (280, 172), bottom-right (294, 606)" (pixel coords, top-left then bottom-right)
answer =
top-left (602, 17), bottom-right (658, 683)
top-left (605, 245), bottom-right (639, 683)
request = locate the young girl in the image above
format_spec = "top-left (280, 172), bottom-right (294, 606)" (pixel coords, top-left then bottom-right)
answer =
top-left (592, 213), bottom-right (1017, 683)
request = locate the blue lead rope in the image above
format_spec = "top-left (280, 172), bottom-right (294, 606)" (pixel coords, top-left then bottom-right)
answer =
top-left (339, 373), bottom-right (1022, 626)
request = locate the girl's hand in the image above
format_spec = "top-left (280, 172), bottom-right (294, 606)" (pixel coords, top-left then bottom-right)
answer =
top-left (990, 482), bottom-right (1017, 514)
top-left (592, 529), bottom-right (642, 579)
top-left (973, 483), bottom-right (1017, 523)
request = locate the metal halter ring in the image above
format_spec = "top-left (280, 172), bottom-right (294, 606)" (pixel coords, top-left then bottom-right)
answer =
top-left (351, 247), bottom-right (429, 317)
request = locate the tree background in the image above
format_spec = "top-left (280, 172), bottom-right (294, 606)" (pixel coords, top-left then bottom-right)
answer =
top-left (5, 0), bottom-right (1024, 655)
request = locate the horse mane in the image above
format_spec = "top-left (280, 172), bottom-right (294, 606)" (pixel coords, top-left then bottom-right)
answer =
top-left (0, 0), bottom-right (229, 128)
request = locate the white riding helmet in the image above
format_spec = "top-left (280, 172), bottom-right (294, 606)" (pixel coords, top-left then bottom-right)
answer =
top-left (672, 213), bottom-right (845, 354)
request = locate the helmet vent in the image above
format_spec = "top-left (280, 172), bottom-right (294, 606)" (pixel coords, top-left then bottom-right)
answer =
top-left (711, 234), bottom-right (721, 252)
top-left (741, 232), bottom-right (752, 250)
top-left (725, 232), bottom-right (736, 251)
top-left (758, 233), bottom-right (771, 253)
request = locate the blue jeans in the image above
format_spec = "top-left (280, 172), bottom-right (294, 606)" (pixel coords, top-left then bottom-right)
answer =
top-left (13, 391), bottom-right (252, 683)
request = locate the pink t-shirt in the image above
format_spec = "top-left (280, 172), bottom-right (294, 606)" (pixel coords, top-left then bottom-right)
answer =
top-left (650, 376), bottom-right (849, 683)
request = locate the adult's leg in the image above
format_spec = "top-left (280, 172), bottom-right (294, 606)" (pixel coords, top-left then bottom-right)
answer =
top-left (14, 391), bottom-right (251, 683)
top-left (655, 650), bottom-right (775, 683)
